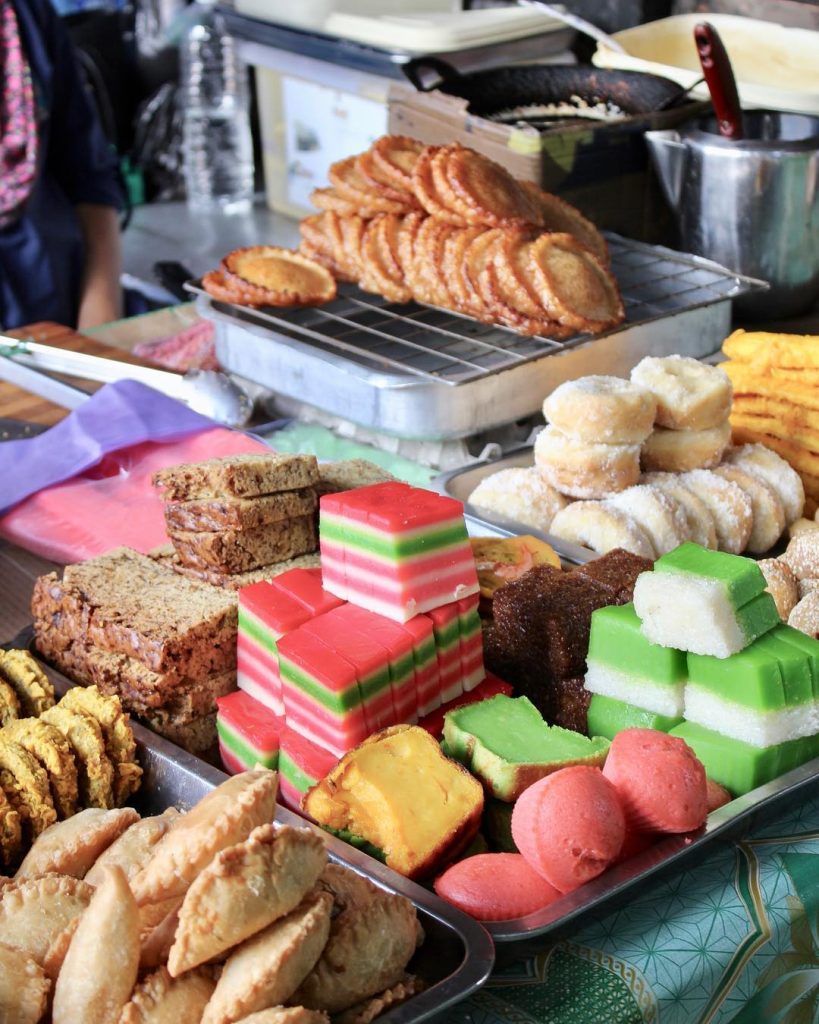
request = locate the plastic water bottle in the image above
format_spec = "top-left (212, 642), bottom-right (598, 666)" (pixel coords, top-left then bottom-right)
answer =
top-left (180, 0), bottom-right (254, 213)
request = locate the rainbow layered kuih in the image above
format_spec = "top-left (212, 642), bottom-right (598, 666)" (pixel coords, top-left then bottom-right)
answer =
top-left (216, 690), bottom-right (282, 774)
top-left (277, 629), bottom-right (370, 758)
top-left (271, 566), bottom-right (345, 618)
top-left (428, 602), bottom-right (463, 706)
top-left (279, 724), bottom-right (338, 811)
top-left (320, 482), bottom-right (479, 622)
top-left (458, 594), bottom-right (485, 693)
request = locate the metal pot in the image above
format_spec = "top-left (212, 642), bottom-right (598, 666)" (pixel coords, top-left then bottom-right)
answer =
top-left (646, 110), bottom-right (819, 318)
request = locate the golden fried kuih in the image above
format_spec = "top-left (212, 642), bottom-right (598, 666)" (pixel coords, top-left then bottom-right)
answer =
top-left (0, 941), bottom-right (50, 1024)
top-left (0, 650), bottom-right (55, 717)
top-left (14, 806), bottom-right (139, 882)
top-left (4, 718), bottom-right (79, 820)
top-left (0, 737), bottom-right (57, 840)
top-left (41, 704), bottom-right (116, 810)
top-left (303, 724), bottom-right (484, 880)
top-left (0, 676), bottom-right (20, 727)
top-left (0, 873), bottom-right (94, 966)
top-left (119, 965), bottom-right (215, 1024)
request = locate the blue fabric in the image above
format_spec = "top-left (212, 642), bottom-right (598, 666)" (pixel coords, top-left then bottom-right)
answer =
top-left (0, 0), bottom-right (123, 329)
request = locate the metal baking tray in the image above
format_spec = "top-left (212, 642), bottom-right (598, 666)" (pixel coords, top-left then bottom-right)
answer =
top-left (441, 446), bottom-right (595, 565)
top-left (7, 627), bottom-right (495, 1023)
top-left (190, 235), bottom-right (762, 442)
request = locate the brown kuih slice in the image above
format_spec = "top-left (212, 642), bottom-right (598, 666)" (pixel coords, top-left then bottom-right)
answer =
top-left (14, 806), bottom-right (140, 882)
top-left (528, 232), bottom-right (624, 331)
top-left (371, 135), bottom-right (425, 192)
top-left (0, 942), bottom-right (49, 1024)
top-left (446, 147), bottom-right (541, 227)
top-left (223, 246), bottom-right (337, 307)
top-left (519, 180), bottom-right (610, 266)
top-left (293, 865), bottom-right (421, 1015)
top-left (52, 866), bottom-right (139, 1024)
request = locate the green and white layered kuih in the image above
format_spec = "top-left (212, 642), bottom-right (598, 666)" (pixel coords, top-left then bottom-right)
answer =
top-left (685, 625), bottom-right (819, 748)
top-left (633, 543), bottom-right (779, 658)
top-left (584, 603), bottom-right (687, 717)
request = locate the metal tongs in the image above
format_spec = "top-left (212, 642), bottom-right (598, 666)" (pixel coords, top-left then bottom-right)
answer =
top-left (0, 337), bottom-right (254, 428)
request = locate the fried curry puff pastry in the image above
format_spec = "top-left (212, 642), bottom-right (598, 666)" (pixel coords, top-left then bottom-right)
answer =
top-left (15, 805), bottom-right (139, 881)
top-left (119, 965), bottom-right (216, 1024)
top-left (0, 941), bottom-right (50, 1024)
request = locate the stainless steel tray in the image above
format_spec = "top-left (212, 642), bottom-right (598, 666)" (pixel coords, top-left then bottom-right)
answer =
top-left (441, 446), bottom-right (595, 565)
top-left (8, 627), bottom-right (495, 1023)
top-left (190, 235), bottom-right (762, 441)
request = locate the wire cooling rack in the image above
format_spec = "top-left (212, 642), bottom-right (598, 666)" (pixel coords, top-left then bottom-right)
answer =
top-left (188, 234), bottom-right (760, 387)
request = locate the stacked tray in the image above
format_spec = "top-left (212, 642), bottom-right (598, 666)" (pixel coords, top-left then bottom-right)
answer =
top-left (14, 626), bottom-right (819, 960)
top-left (190, 236), bottom-right (762, 441)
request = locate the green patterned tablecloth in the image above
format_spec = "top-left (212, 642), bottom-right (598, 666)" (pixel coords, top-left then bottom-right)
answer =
top-left (448, 789), bottom-right (819, 1024)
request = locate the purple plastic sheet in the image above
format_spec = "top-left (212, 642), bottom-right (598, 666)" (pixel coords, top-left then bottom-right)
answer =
top-left (0, 380), bottom-right (214, 514)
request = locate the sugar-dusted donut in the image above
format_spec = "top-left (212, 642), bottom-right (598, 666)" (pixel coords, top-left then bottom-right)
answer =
top-left (549, 500), bottom-right (655, 558)
top-left (542, 376), bottom-right (656, 444)
top-left (722, 443), bottom-right (805, 526)
top-left (467, 466), bottom-right (568, 532)
top-left (713, 466), bottom-right (786, 555)
top-left (607, 484), bottom-right (689, 556)
top-left (642, 420), bottom-right (731, 473)
top-left (680, 469), bottom-right (753, 554)
top-left (757, 559), bottom-right (799, 620)
top-left (788, 591), bottom-right (819, 639)
top-left (534, 425), bottom-right (641, 499)
top-left (630, 355), bottom-right (732, 430)
top-left (641, 472), bottom-right (717, 550)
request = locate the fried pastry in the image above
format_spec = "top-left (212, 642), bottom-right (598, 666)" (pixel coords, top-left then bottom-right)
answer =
top-left (0, 941), bottom-right (49, 1024)
top-left (169, 823), bottom-right (327, 976)
top-left (41, 704), bottom-right (116, 809)
top-left (0, 675), bottom-right (20, 726)
top-left (411, 147), bottom-right (467, 226)
top-left (370, 136), bottom-right (425, 192)
top-left (528, 232), bottom-right (623, 331)
top-left (14, 806), bottom-right (139, 881)
top-left (222, 247), bottom-right (336, 307)
top-left (42, 916), bottom-right (79, 982)
top-left (4, 718), bottom-right (80, 819)
top-left (334, 977), bottom-right (426, 1024)
top-left (86, 809), bottom-right (179, 888)
top-left (233, 1010), bottom-right (329, 1024)
top-left (130, 769), bottom-right (278, 906)
top-left (0, 786), bottom-right (22, 869)
top-left (293, 865), bottom-right (421, 1015)
top-left (0, 736), bottom-right (57, 839)
top-left (329, 156), bottom-right (407, 214)
top-left (119, 965), bottom-right (216, 1024)
top-left (59, 687), bottom-right (142, 805)
top-left (139, 900), bottom-right (182, 971)
top-left (202, 890), bottom-right (333, 1024)
top-left (356, 147), bottom-right (418, 207)
top-left (202, 270), bottom-right (259, 306)
top-left (53, 866), bottom-right (140, 1024)
top-left (0, 873), bottom-right (94, 965)
top-left (519, 180), bottom-right (609, 266)
top-left (0, 649), bottom-right (55, 717)
top-left (445, 146), bottom-right (540, 227)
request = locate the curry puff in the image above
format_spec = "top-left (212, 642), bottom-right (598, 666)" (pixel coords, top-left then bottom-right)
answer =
top-left (118, 965), bottom-right (216, 1024)
top-left (168, 822), bottom-right (327, 975)
top-left (85, 808), bottom-right (179, 888)
top-left (0, 941), bottom-right (50, 1024)
top-left (0, 873), bottom-right (93, 965)
top-left (0, 650), bottom-right (55, 718)
top-left (14, 805), bottom-right (139, 881)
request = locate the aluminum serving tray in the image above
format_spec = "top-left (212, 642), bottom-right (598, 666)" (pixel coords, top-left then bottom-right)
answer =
top-left (191, 235), bottom-right (762, 441)
top-left (8, 627), bottom-right (495, 1024)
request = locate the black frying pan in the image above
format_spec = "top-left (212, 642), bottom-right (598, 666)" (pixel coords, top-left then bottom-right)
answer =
top-left (402, 59), bottom-right (688, 126)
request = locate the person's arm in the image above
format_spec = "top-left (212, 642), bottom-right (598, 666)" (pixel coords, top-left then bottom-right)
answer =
top-left (75, 203), bottom-right (123, 329)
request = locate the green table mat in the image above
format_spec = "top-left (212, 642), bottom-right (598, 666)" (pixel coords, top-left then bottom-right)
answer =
top-left (449, 789), bottom-right (819, 1024)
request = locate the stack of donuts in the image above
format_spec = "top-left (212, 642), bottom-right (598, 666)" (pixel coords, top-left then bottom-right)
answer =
top-left (468, 355), bottom-right (807, 561)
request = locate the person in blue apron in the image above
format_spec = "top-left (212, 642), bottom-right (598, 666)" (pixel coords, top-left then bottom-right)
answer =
top-left (0, 0), bottom-right (124, 330)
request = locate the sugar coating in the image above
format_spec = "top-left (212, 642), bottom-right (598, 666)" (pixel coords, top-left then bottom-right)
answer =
top-left (758, 559), bottom-right (799, 620)
top-left (534, 425), bottom-right (641, 499)
top-left (724, 443), bottom-right (805, 525)
top-left (680, 471), bottom-right (753, 554)
top-left (781, 531), bottom-right (819, 581)
top-left (789, 592), bottom-right (819, 638)
top-left (798, 578), bottom-right (819, 600)
top-left (713, 466), bottom-right (785, 555)
top-left (607, 484), bottom-right (689, 556)
top-left (631, 355), bottom-right (732, 430)
top-left (550, 500), bottom-right (654, 558)
top-left (641, 421), bottom-right (731, 474)
top-left (467, 466), bottom-right (568, 532)
top-left (543, 375), bottom-right (656, 444)
top-left (641, 472), bottom-right (717, 550)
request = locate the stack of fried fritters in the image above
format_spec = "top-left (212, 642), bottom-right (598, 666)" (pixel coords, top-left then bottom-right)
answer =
top-left (0, 650), bottom-right (140, 871)
top-left (298, 135), bottom-right (624, 338)
top-left (0, 769), bottom-right (424, 1024)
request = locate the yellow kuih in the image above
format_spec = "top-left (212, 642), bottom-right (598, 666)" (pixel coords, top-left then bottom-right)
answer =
top-left (303, 725), bottom-right (484, 880)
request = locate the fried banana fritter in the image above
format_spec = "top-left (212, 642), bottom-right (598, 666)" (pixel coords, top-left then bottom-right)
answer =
top-left (0, 737), bottom-right (57, 839)
top-left (0, 650), bottom-right (55, 717)
top-left (59, 687), bottom-right (141, 805)
top-left (4, 719), bottom-right (79, 819)
top-left (41, 706), bottom-right (115, 810)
